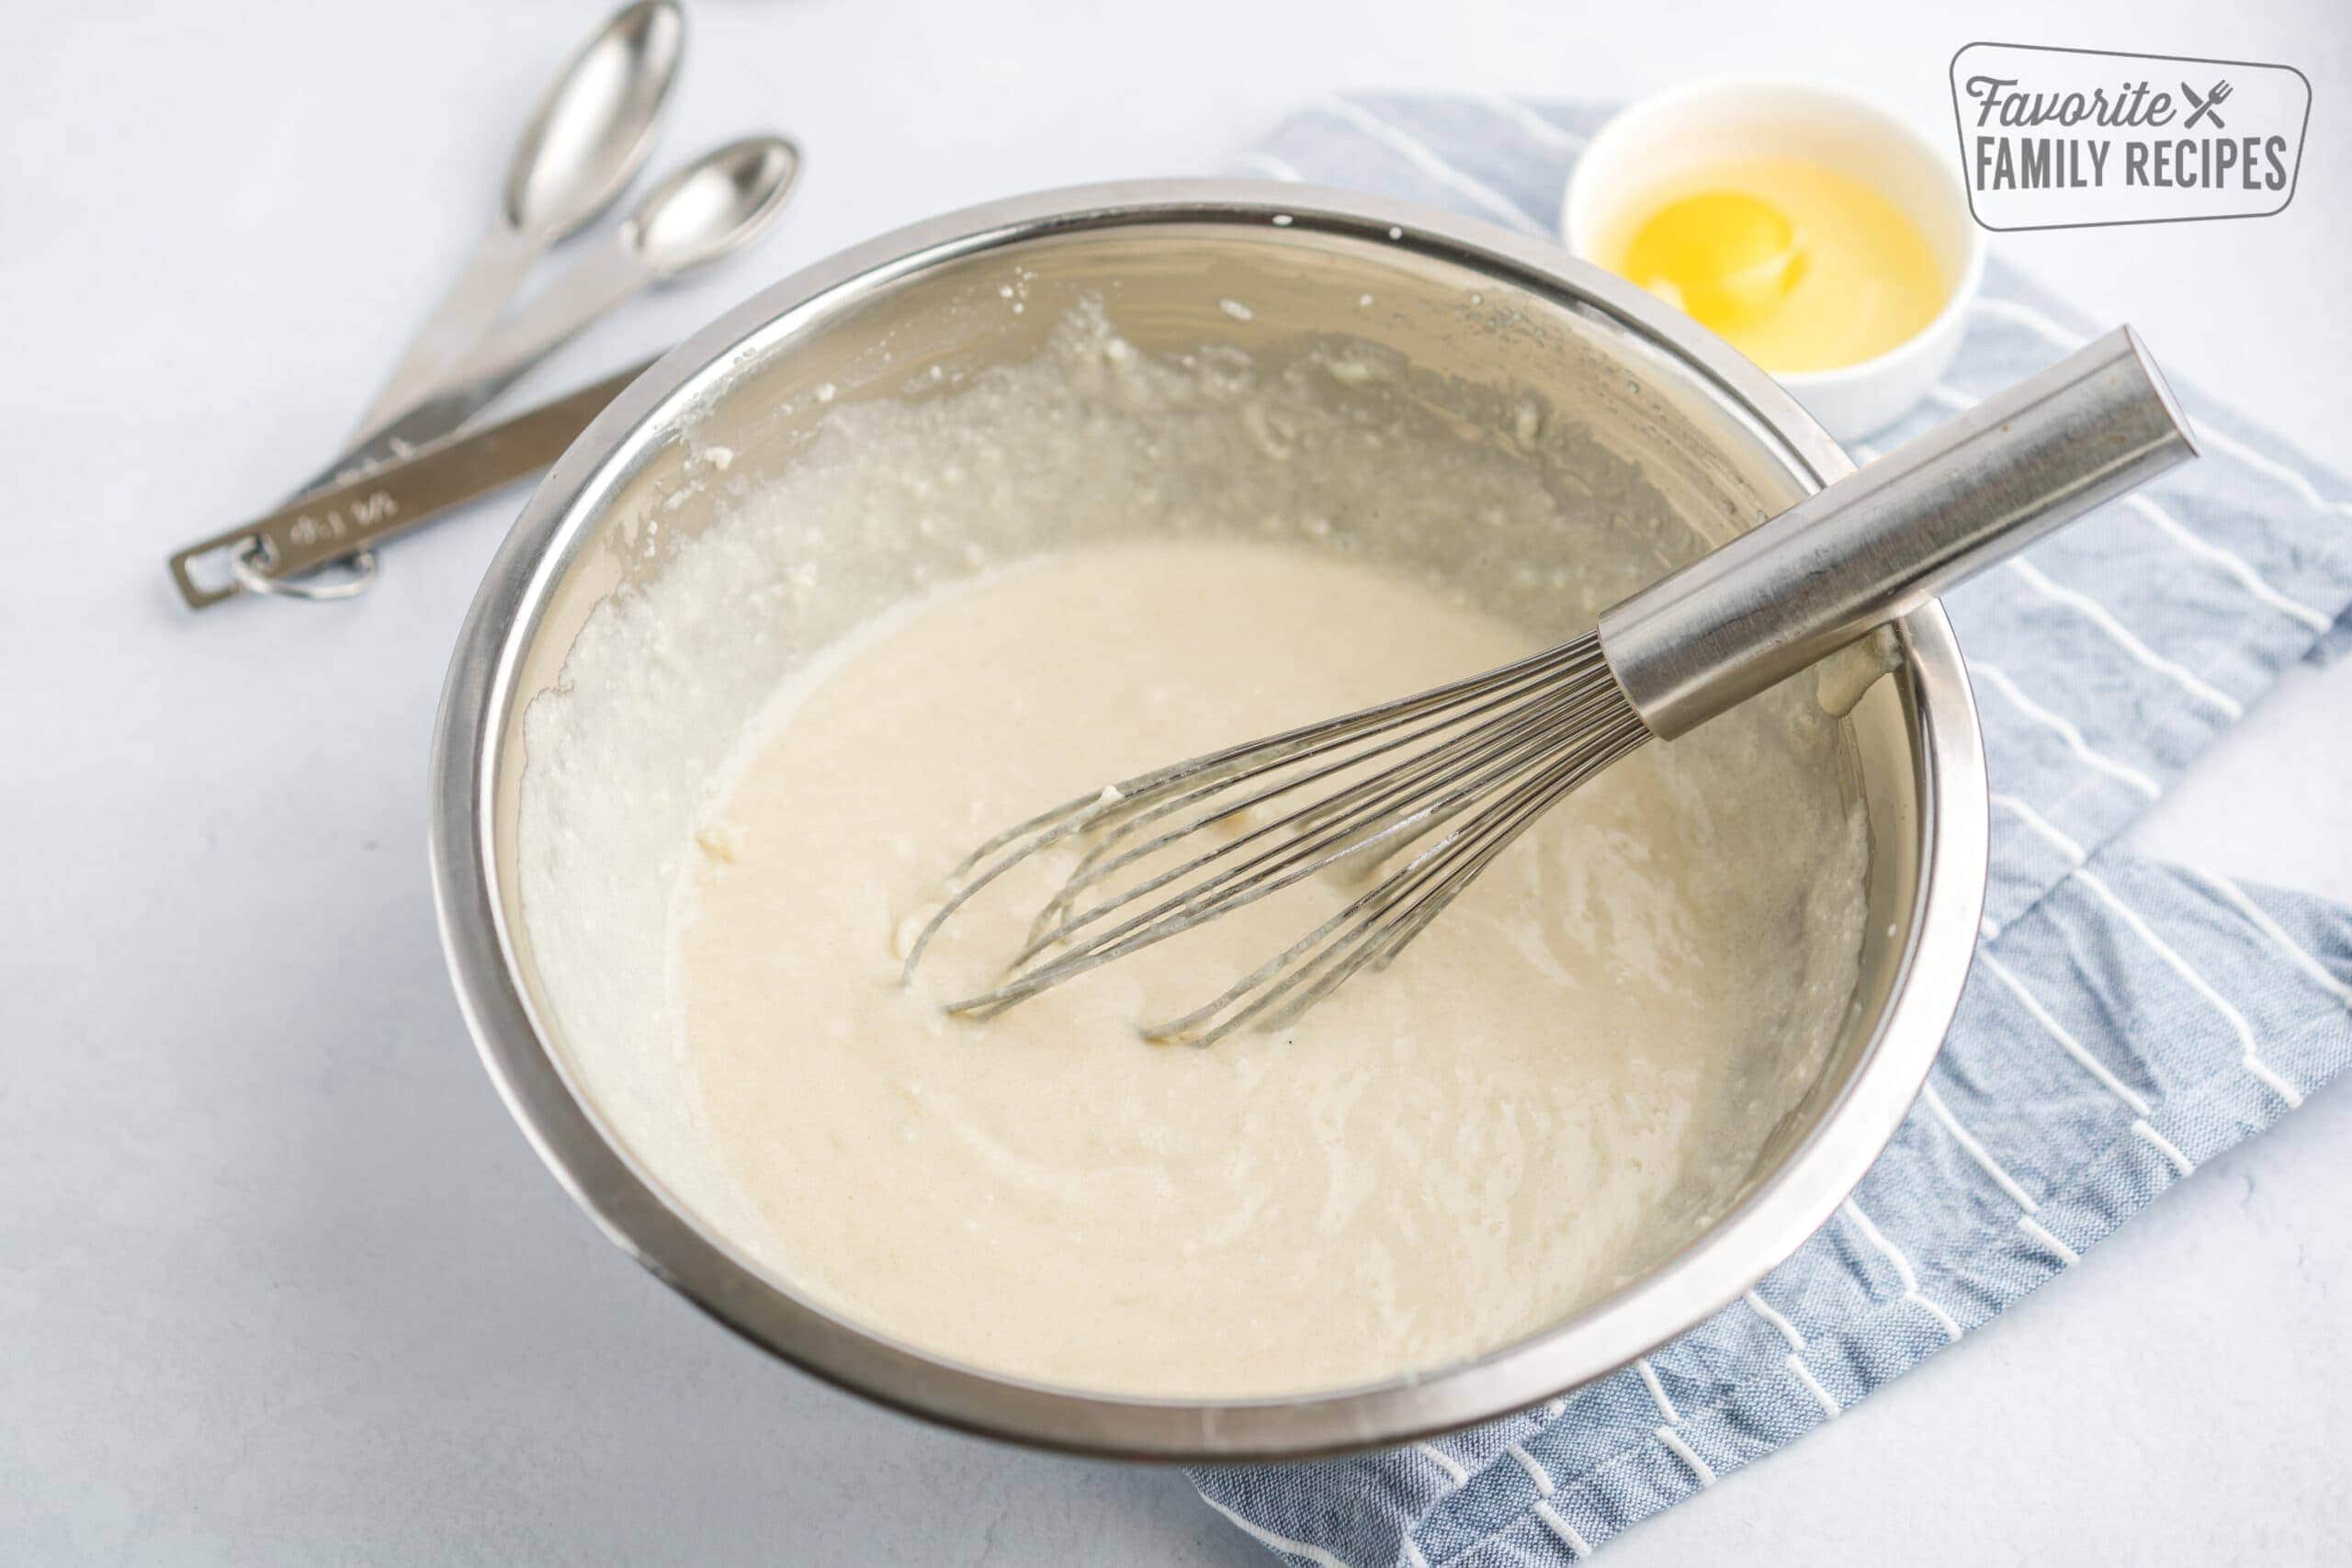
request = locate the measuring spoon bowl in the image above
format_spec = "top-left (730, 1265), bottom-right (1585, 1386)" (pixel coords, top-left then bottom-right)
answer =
top-left (504, 0), bottom-right (686, 242)
top-left (628, 134), bottom-right (805, 279)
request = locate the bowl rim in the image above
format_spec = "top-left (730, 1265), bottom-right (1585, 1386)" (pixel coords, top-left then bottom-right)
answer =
top-left (428, 176), bottom-right (1987, 1461)
top-left (1560, 72), bottom-right (1991, 392)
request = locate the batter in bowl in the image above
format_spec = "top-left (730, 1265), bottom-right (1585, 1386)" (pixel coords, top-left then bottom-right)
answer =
top-left (520, 304), bottom-right (1870, 1399)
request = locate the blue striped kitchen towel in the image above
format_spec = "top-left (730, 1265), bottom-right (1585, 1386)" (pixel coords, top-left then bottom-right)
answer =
top-left (1193, 93), bottom-right (2352, 1567)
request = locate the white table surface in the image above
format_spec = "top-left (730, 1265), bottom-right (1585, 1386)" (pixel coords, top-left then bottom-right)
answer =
top-left (6, 1), bottom-right (2346, 1562)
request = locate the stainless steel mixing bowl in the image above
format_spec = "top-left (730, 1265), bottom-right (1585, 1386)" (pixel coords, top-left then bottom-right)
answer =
top-left (428, 179), bottom-right (1986, 1460)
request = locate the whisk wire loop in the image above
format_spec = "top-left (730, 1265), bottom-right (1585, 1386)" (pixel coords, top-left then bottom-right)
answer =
top-left (1027, 639), bottom-right (1601, 938)
top-left (906, 631), bottom-right (1650, 1043)
top-left (1145, 704), bottom-right (1648, 1043)
top-left (1010, 663), bottom-right (1636, 976)
top-left (898, 636), bottom-right (1603, 979)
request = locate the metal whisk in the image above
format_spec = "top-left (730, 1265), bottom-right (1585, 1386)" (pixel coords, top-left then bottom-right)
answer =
top-left (903, 328), bottom-right (2197, 1044)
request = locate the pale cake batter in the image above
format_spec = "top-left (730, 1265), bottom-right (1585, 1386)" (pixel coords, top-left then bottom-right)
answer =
top-left (519, 303), bottom-right (1871, 1399)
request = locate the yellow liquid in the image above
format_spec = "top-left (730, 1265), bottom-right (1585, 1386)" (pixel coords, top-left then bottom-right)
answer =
top-left (1603, 158), bottom-right (1947, 373)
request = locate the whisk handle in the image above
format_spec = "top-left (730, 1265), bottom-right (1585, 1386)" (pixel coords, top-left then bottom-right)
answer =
top-left (1596, 326), bottom-right (2199, 739)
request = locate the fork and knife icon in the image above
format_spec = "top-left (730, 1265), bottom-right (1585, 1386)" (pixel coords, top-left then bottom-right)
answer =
top-left (2182, 78), bottom-right (2233, 130)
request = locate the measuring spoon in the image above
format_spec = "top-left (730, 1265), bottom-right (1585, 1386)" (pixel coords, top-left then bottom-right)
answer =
top-left (341, 0), bottom-right (685, 445)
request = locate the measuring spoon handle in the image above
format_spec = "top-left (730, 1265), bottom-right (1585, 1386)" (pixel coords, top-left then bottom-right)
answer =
top-left (168, 362), bottom-right (650, 610)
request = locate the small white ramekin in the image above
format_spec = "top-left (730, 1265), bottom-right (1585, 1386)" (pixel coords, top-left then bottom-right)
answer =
top-left (1563, 75), bottom-right (1986, 445)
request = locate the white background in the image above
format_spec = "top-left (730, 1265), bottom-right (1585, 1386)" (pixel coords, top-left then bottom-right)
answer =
top-left (4, 1), bottom-right (2346, 1562)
